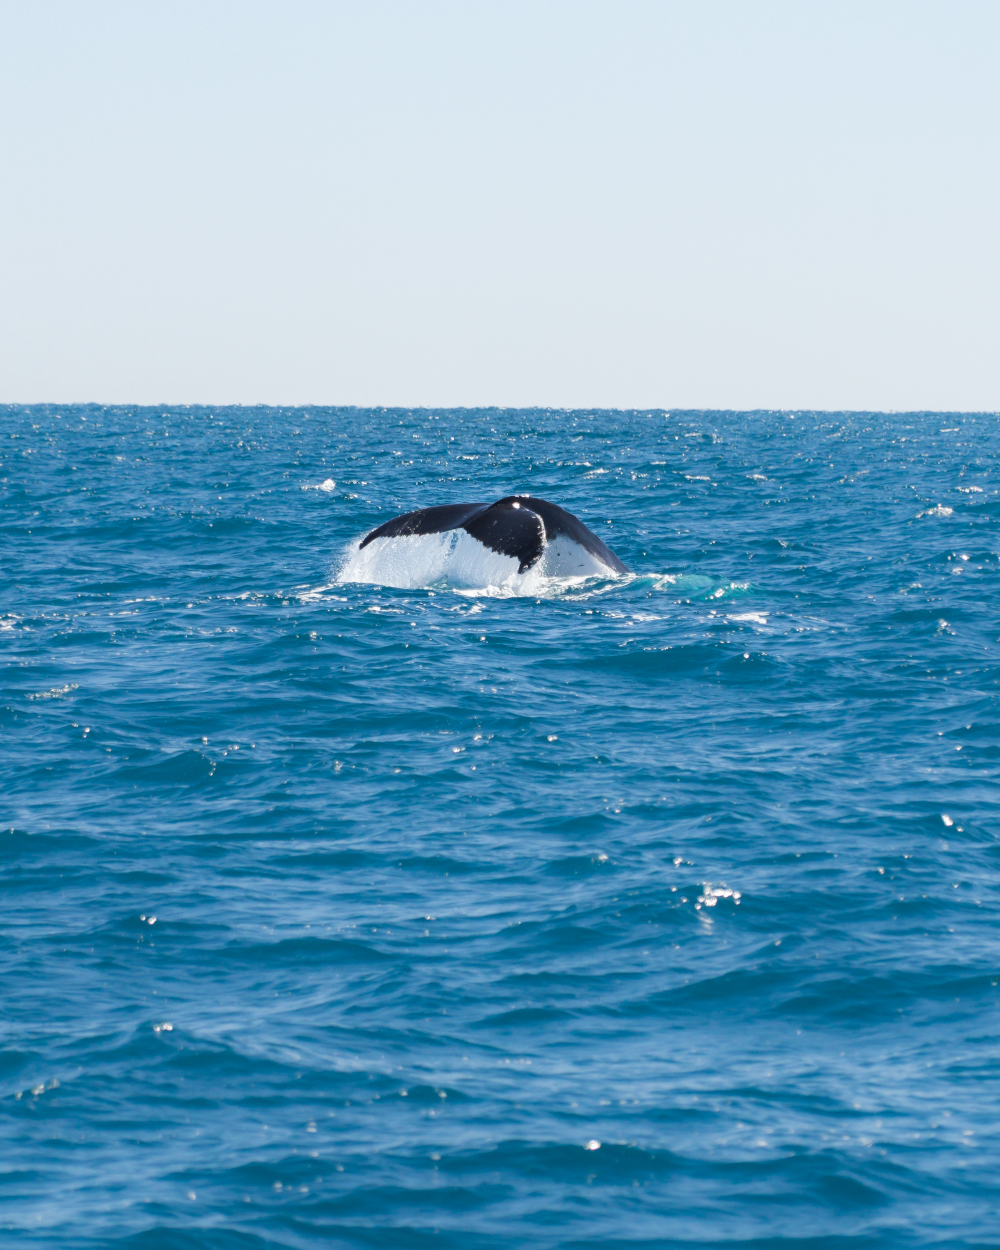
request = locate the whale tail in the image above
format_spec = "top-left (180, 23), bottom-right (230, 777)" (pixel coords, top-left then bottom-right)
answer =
top-left (358, 495), bottom-right (628, 575)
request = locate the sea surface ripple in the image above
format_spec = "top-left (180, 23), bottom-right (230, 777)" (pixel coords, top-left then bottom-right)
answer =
top-left (2, 405), bottom-right (999, 1249)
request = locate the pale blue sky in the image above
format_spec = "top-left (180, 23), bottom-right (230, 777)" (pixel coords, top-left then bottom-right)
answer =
top-left (1, 1), bottom-right (997, 409)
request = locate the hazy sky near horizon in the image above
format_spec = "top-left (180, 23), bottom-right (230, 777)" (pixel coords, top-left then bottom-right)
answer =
top-left (1, 1), bottom-right (997, 410)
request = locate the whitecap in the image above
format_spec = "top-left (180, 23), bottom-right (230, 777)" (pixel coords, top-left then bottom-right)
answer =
top-left (295, 582), bottom-right (348, 603)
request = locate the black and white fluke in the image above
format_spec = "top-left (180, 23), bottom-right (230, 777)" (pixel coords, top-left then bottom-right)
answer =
top-left (359, 495), bottom-right (628, 578)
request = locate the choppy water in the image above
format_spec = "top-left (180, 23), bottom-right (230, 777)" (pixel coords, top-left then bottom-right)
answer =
top-left (3, 404), bottom-right (999, 1249)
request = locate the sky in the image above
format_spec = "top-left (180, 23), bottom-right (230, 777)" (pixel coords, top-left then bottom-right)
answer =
top-left (0, 0), bottom-right (997, 410)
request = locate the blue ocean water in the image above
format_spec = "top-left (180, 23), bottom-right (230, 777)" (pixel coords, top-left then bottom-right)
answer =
top-left (2, 404), bottom-right (999, 1249)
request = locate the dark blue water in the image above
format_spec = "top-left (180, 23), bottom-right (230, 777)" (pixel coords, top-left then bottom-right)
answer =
top-left (3, 405), bottom-right (999, 1248)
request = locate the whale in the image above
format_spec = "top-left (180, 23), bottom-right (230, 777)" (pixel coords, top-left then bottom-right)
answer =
top-left (358, 495), bottom-right (629, 579)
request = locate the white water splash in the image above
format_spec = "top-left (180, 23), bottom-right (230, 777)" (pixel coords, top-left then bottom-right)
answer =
top-left (336, 530), bottom-right (624, 597)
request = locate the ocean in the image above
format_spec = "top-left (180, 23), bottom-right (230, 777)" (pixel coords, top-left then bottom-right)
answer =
top-left (2, 404), bottom-right (998, 1248)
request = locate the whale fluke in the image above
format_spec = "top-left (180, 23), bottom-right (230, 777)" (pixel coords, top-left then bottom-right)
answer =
top-left (359, 495), bottom-right (628, 575)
